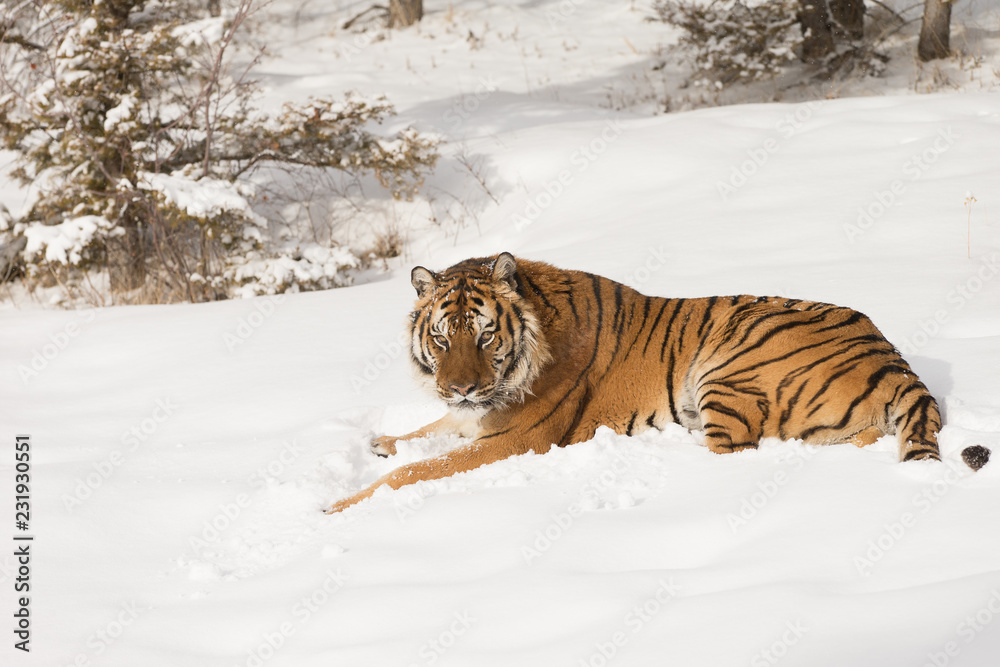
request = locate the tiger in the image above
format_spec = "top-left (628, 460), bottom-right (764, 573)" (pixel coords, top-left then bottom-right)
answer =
top-left (325, 252), bottom-right (990, 513)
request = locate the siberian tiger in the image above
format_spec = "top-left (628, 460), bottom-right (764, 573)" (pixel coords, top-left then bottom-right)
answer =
top-left (325, 252), bottom-right (989, 513)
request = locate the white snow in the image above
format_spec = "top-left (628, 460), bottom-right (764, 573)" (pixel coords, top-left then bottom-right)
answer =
top-left (226, 244), bottom-right (359, 297)
top-left (172, 17), bottom-right (228, 47)
top-left (137, 171), bottom-right (264, 224)
top-left (103, 94), bottom-right (139, 134)
top-left (21, 214), bottom-right (118, 265)
top-left (3, 1), bottom-right (1000, 666)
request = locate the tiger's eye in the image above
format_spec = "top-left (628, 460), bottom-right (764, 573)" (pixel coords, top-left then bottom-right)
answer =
top-left (479, 332), bottom-right (494, 347)
top-left (433, 335), bottom-right (448, 349)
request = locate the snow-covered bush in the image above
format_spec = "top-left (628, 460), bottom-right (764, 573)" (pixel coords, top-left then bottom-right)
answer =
top-left (652, 0), bottom-right (803, 89)
top-left (652, 0), bottom-right (886, 91)
top-left (22, 215), bottom-right (122, 266)
top-left (227, 244), bottom-right (360, 298)
top-left (0, 0), bottom-right (438, 303)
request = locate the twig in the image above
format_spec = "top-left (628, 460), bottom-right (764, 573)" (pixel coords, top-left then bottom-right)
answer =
top-left (0, 32), bottom-right (43, 50)
top-left (873, 17), bottom-right (921, 46)
top-left (342, 5), bottom-right (388, 30)
top-left (964, 193), bottom-right (976, 259)
top-left (867, 0), bottom-right (908, 25)
top-left (455, 149), bottom-right (499, 205)
top-left (202, 0), bottom-right (253, 178)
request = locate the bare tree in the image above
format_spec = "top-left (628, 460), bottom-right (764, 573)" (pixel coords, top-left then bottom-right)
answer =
top-left (830, 0), bottom-right (865, 40)
top-left (389, 0), bottom-right (422, 28)
top-left (797, 0), bottom-right (866, 64)
top-left (798, 0), bottom-right (835, 63)
top-left (918, 0), bottom-right (952, 61)
top-left (343, 0), bottom-right (423, 30)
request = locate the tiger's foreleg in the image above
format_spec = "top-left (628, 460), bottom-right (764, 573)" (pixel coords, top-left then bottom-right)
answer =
top-left (333, 383), bottom-right (590, 513)
top-left (327, 435), bottom-right (535, 514)
top-left (369, 411), bottom-right (480, 457)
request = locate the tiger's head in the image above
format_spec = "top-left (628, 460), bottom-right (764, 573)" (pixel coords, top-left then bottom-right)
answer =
top-left (407, 252), bottom-right (550, 415)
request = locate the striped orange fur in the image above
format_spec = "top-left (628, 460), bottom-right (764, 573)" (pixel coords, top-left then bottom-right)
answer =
top-left (326, 252), bottom-right (986, 513)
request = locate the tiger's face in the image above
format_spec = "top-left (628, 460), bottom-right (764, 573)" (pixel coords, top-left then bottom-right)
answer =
top-left (407, 253), bottom-right (548, 415)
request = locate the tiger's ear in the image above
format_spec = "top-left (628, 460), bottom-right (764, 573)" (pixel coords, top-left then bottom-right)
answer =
top-left (492, 252), bottom-right (518, 291)
top-left (411, 266), bottom-right (436, 297)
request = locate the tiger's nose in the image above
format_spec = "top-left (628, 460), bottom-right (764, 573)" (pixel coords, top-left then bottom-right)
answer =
top-left (451, 383), bottom-right (476, 396)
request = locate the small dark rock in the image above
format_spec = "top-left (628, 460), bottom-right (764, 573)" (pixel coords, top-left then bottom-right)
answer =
top-left (961, 445), bottom-right (991, 471)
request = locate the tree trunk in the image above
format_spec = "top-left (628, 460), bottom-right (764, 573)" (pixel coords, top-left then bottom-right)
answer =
top-left (388, 0), bottom-right (422, 28)
top-left (918, 0), bottom-right (952, 61)
top-left (0, 236), bottom-right (26, 281)
top-left (107, 214), bottom-right (146, 293)
top-left (829, 0), bottom-right (865, 40)
top-left (798, 1), bottom-right (835, 64)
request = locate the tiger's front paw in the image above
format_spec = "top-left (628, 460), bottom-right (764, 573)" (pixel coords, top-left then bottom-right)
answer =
top-left (370, 435), bottom-right (398, 458)
top-left (325, 488), bottom-right (374, 514)
top-left (324, 498), bottom-right (353, 514)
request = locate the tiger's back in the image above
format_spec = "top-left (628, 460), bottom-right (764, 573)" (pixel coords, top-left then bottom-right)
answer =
top-left (503, 271), bottom-right (941, 463)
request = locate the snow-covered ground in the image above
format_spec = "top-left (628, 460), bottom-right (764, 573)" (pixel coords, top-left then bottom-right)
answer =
top-left (3, 1), bottom-right (1000, 666)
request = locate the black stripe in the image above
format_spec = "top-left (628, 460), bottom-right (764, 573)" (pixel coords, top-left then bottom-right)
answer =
top-left (526, 274), bottom-right (605, 433)
top-left (660, 299), bottom-right (686, 363)
top-left (565, 288), bottom-right (580, 325)
top-left (701, 400), bottom-right (753, 430)
top-left (800, 364), bottom-right (908, 440)
top-left (725, 337), bottom-right (837, 380)
top-left (665, 346), bottom-right (679, 424)
top-left (418, 311), bottom-right (429, 341)
top-left (696, 296), bottom-right (719, 340)
top-left (804, 363), bottom-right (859, 416)
top-left (901, 394), bottom-right (931, 431)
top-left (714, 442), bottom-right (759, 451)
top-left (815, 309), bottom-right (865, 333)
top-left (500, 349), bottom-right (521, 382)
top-left (523, 273), bottom-right (559, 318)
top-left (775, 335), bottom-right (885, 399)
top-left (698, 314), bottom-right (827, 382)
top-left (731, 309), bottom-right (805, 350)
top-left (410, 351), bottom-right (434, 375)
top-left (778, 379), bottom-right (809, 438)
top-left (911, 397), bottom-right (932, 441)
top-left (558, 386), bottom-right (591, 447)
top-left (828, 346), bottom-right (897, 372)
top-left (609, 283), bottom-right (626, 362)
top-left (698, 387), bottom-right (735, 403)
top-left (626, 411), bottom-right (638, 436)
top-left (882, 383), bottom-right (906, 421)
top-left (621, 296), bottom-right (654, 365)
top-left (891, 382), bottom-right (921, 406)
top-left (903, 447), bottom-right (939, 461)
top-left (668, 301), bottom-right (693, 362)
top-left (641, 296), bottom-right (652, 332)
top-left (642, 299), bottom-right (670, 355)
